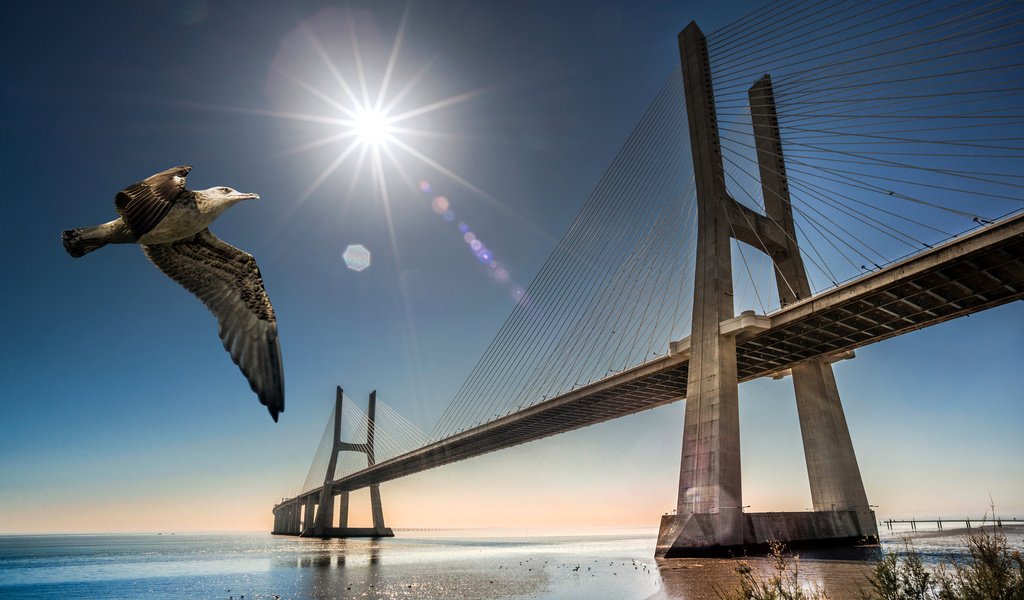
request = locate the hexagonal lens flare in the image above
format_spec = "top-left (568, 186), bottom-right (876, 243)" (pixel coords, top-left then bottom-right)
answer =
top-left (343, 244), bottom-right (371, 271)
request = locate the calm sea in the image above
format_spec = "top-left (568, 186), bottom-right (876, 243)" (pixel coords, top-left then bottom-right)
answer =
top-left (1, 526), bottom-right (1020, 599)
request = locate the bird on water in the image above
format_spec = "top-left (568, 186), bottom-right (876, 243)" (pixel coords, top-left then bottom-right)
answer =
top-left (61, 165), bottom-right (284, 421)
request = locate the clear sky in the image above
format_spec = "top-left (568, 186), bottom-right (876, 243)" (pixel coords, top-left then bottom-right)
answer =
top-left (1, 0), bottom-right (1021, 534)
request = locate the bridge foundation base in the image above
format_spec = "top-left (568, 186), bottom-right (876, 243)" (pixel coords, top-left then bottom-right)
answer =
top-left (656, 510), bottom-right (877, 558)
top-left (276, 525), bottom-right (395, 538)
top-left (296, 524), bottom-right (395, 540)
top-left (304, 527), bottom-right (394, 538)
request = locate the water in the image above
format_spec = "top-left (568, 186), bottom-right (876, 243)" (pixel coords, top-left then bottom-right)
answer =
top-left (1, 526), bottom-right (1021, 599)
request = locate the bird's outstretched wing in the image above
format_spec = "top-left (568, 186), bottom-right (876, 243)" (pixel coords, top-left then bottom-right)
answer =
top-left (115, 165), bottom-right (192, 239)
top-left (142, 229), bottom-right (284, 421)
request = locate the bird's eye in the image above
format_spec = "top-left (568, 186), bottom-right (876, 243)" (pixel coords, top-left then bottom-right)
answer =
top-left (220, 187), bottom-right (230, 193)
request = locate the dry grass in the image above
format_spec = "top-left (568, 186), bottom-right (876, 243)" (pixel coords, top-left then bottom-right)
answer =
top-left (721, 519), bottom-right (1023, 600)
top-left (717, 542), bottom-right (830, 600)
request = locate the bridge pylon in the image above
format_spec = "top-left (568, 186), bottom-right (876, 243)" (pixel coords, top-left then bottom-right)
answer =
top-left (656, 22), bottom-right (878, 557)
top-left (273, 386), bottom-right (394, 539)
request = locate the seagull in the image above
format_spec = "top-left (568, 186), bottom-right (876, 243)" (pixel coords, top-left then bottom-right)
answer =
top-left (61, 165), bottom-right (284, 421)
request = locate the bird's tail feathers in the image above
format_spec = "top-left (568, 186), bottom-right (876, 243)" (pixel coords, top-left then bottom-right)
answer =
top-left (61, 227), bottom-right (108, 258)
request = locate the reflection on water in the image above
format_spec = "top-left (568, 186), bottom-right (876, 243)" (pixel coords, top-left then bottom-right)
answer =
top-left (280, 538), bottom-right (384, 570)
top-left (654, 555), bottom-right (876, 600)
top-left (654, 548), bottom-right (896, 600)
top-left (0, 526), bottom-right (1020, 599)
top-left (279, 534), bottom-right (883, 600)
top-left (285, 536), bottom-right (554, 600)
top-left (303, 539), bottom-right (389, 600)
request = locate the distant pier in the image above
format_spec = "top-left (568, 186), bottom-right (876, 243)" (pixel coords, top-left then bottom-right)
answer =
top-left (883, 517), bottom-right (1021, 531)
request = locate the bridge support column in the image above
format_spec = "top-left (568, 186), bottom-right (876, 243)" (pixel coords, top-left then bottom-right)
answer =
top-left (792, 362), bottom-right (876, 538)
top-left (370, 485), bottom-right (387, 535)
top-left (748, 74), bottom-right (877, 542)
top-left (303, 496), bottom-right (316, 533)
top-left (318, 491), bottom-right (335, 530)
top-left (337, 491), bottom-right (350, 528)
top-left (658, 21), bottom-right (743, 556)
top-left (311, 388), bottom-right (345, 537)
top-left (364, 392), bottom-right (392, 537)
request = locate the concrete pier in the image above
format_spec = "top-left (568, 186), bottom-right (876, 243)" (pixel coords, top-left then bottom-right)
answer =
top-left (303, 496), bottom-right (316, 532)
top-left (657, 511), bottom-right (870, 557)
top-left (338, 491), bottom-right (349, 529)
top-left (273, 499), bottom-right (303, 535)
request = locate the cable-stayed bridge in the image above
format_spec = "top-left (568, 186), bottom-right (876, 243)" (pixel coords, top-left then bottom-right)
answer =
top-left (273, 0), bottom-right (1024, 556)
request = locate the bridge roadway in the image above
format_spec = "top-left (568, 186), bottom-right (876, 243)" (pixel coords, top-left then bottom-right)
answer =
top-left (289, 212), bottom-right (1024, 503)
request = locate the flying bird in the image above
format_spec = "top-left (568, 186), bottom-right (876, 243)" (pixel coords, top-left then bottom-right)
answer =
top-left (61, 165), bottom-right (284, 421)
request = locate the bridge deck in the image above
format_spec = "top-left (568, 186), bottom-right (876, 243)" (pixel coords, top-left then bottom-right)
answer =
top-left (285, 213), bottom-right (1023, 503)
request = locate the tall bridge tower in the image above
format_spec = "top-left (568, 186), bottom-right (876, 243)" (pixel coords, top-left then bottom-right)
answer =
top-left (656, 22), bottom-right (878, 556)
top-left (272, 387), bottom-right (393, 538)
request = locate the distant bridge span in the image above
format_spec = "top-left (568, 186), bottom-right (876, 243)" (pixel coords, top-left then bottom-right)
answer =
top-left (294, 211), bottom-right (1023, 497)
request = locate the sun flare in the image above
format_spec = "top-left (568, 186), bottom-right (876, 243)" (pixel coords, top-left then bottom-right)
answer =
top-left (351, 108), bottom-right (392, 147)
top-left (241, 6), bottom-right (542, 279)
top-left (246, 5), bottom-right (507, 214)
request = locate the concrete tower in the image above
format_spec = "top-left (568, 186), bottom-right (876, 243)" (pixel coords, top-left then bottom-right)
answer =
top-left (656, 22), bottom-right (877, 557)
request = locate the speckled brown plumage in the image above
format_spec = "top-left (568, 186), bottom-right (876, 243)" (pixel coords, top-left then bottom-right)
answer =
top-left (143, 229), bottom-right (284, 421)
top-left (115, 165), bottom-right (191, 239)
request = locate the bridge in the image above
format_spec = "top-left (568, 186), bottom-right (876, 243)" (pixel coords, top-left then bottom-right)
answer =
top-left (273, 0), bottom-right (1024, 557)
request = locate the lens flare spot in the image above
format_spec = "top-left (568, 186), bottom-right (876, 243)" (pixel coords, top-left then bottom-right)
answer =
top-left (458, 222), bottom-right (469, 234)
top-left (511, 286), bottom-right (526, 302)
top-left (443, 210), bottom-right (455, 222)
top-left (470, 239), bottom-right (482, 251)
top-left (463, 232), bottom-right (476, 243)
top-left (342, 244), bottom-right (371, 272)
top-left (418, 180), bottom-right (432, 193)
top-left (431, 196), bottom-right (449, 214)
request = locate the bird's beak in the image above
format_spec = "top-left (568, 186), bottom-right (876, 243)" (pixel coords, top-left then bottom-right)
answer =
top-left (234, 192), bottom-right (260, 201)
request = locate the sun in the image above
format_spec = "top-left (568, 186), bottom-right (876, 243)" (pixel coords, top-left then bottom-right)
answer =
top-left (238, 6), bottom-right (535, 269)
top-left (351, 108), bottom-right (392, 148)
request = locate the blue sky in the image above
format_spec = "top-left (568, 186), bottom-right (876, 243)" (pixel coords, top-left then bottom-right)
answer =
top-left (1, 0), bottom-right (1021, 533)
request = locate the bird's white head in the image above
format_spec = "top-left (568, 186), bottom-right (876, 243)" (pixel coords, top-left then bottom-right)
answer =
top-left (197, 186), bottom-right (261, 217)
